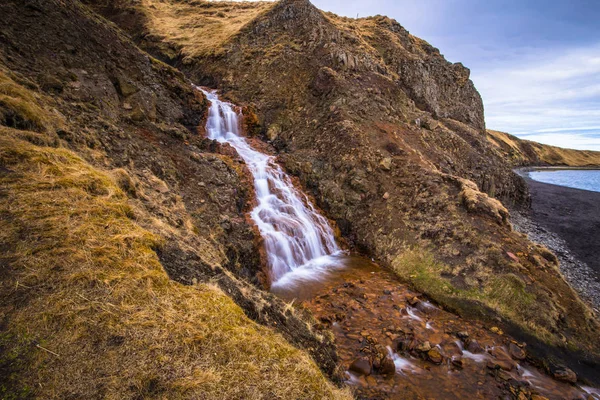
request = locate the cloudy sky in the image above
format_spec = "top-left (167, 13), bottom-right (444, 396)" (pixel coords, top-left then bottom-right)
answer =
top-left (308, 0), bottom-right (600, 150)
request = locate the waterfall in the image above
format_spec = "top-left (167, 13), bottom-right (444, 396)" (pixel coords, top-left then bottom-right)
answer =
top-left (200, 88), bottom-right (343, 285)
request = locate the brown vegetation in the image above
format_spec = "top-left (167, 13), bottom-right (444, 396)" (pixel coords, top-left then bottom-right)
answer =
top-left (488, 129), bottom-right (600, 167)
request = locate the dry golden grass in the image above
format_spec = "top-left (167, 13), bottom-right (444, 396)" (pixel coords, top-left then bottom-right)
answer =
top-left (488, 129), bottom-right (600, 167)
top-left (140, 0), bottom-right (275, 58)
top-left (0, 70), bottom-right (51, 132)
top-left (0, 131), bottom-right (351, 399)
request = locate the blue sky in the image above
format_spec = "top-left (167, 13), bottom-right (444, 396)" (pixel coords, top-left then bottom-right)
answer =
top-left (308, 0), bottom-right (600, 150)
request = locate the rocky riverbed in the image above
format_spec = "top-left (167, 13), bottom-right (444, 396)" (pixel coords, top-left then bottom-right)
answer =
top-left (276, 257), bottom-right (598, 399)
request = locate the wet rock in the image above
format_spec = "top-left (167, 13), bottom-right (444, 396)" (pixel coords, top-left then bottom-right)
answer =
top-left (487, 347), bottom-right (517, 371)
top-left (508, 343), bottom-right (526, 361)
top-left (451, 356), bottom-right (463, 369)
top-left (466, 339), bottom-right (482, 354)
top-left (496, 370), bottom-right (512, 382)
top-left (553, 367), bottom-right (577, 383)
top-left (487, 359), bottom-right (515, 372)
top-left (457, 331), bottom-right (469, 340)
top-left (427, 348), bottom-right (444, 364)
top-left (407, 296), bottom-right (420, 306)
top-left (377, 355), bottom-right (396, 376)
top-left (349, 357), bottom-right (372, 376)
top-left (396, 338), bottom-right (413, 352)
top-left (415, 301), bottom-right (437, 315)
top-left (416, 341), bottom-right (431, 352)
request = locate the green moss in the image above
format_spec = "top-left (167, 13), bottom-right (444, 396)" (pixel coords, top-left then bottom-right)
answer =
top-left (0, 333), bottom-right (35, 400)
top-left (391, 248), bottom-right (555, 344)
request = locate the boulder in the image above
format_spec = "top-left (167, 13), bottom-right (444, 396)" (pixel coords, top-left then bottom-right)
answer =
top-left (377, 355), bottom-right (396, 376)
top-left (349, 357), bottom-right (372, 376)
top-left (427, 348), bottom-right (444, 364)
top-left (487, 347), bottom-right (517, 371)
top-left (508, 343), bottom-right (526, 361)
top-left (553, 367), bottom-right (577, 384)
top-left (466, 339), bottom-right (482, 354)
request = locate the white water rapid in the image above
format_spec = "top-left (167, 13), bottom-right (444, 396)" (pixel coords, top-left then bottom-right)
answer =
top-left (200, 88), bottom-right (344, 286)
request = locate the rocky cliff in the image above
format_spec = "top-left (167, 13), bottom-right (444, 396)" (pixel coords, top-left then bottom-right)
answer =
top-left (88, 0), bottom-right (600, 381)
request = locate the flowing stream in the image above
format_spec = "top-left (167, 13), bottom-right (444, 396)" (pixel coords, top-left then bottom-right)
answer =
top-left (199, 88), bottom-right (600, 400)
top-left (201, 88), bottom-right (345, 287)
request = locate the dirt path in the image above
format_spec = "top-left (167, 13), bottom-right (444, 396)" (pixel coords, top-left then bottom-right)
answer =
top-left (281, 257), bottom-right (595, 399)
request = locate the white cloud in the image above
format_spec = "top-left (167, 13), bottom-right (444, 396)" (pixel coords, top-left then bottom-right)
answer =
top-left (518, 133), bottom-right (600, 151)
top-left (472, 43), bottom-right (600, 150)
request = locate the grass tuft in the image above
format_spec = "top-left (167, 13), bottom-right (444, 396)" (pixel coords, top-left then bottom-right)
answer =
top-left (0, 71), bottom-right (50, 132)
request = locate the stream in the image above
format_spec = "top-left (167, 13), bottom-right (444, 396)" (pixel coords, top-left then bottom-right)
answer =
top-left (200, 88), bottom-right (599, 400)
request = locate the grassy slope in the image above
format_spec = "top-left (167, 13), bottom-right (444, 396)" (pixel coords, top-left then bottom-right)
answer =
top-left (87, 0), bottom-right (600, 383)
top-left (0, 131), bottom-right (349, 399)
top-left (488, 129), bottom-right (600, 167)
top-left (0, 16), bottom-right (350, 400)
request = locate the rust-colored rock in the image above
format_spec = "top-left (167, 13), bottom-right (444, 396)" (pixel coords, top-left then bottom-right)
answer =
top-left (377, 355), bottom-right (396, 376)
top-left (427, 348), bottom-right (444, 364)
top-left (508, 342), bottom-right (526, 361)
top-left (349, 357), bottom-right (372, 376)
top-left (553, 367), bottom-right (577, 383)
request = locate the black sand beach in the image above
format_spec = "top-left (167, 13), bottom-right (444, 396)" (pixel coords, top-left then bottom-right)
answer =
top-left (511, 171), bottom-right (600, 313)
top-left (523, 176), bottom-right (600, 278)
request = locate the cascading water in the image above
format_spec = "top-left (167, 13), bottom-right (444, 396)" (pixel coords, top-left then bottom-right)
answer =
top-left (200, 88), bottom-right (344, 286)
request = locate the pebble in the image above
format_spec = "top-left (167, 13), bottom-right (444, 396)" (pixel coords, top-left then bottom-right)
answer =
top-left (416, 341), bottom-right (432, 352)
top-left (427, 348), bottom-right (444, 364)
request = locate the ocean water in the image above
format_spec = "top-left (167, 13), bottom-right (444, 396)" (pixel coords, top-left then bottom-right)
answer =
top-left (527, 169), bottom-right (600, 193)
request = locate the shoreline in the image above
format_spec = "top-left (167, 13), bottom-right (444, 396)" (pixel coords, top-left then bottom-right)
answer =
top-left (517, 166), bottom-right (600, 172)
top-left (510, 175), bottom-right (600, 314)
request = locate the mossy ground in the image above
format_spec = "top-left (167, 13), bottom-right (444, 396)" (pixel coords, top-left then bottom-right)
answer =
top-left (391, 249), bottom-right (572, 346)
top-left (0, 132), bottom-right (350, 399)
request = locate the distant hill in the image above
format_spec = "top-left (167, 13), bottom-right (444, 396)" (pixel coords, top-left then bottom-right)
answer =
top-left (488, 129), bottom-right (600, 167)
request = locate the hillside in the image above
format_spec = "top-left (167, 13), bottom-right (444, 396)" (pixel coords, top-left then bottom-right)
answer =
top-left (2, 0), bottom-right (600, 397)
top-left (90, 0), bottom-right (600, 363)
top-left (0, 0), bottom-right (350, 398)
top-left (488, 129), bottom-right (600, 167)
